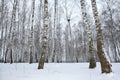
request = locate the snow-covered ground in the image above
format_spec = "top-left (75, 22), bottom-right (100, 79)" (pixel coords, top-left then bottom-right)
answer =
top-left (0, 63), bottom-right (120, 80)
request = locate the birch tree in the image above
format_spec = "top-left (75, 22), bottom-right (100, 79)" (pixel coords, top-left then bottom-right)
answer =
top-left (4, 5), bottom-right (9, 63)
top-left (29, 0), bottom-right (35, 64)
top-left (80, 0), bottom-right (96, 68)
top-left (0, 0), bottom-right (5, 62)
top-left (38, 0), bottom-right (48, 69)
top-left (49, 0), bottom-right (58, 62)
top-left (64, 0), bottom-right (74, 62)
top-left (21, 0), bottom-right (27, 62)
top-left (91, 0), bottom-right (112, 73)
top-left (7, 0), bottom-right (17, 64)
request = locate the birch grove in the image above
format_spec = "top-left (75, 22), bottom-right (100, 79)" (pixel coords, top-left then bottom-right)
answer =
top-left (0, 0), bottom-right (119, 71)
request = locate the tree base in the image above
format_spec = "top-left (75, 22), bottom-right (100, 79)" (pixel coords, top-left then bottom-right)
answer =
top-left (89, 58), bottom-right (96, 68)
top-left (101, 62), bottom-right (112, 73)
top-left (38, 61), bottom-right (44, 69)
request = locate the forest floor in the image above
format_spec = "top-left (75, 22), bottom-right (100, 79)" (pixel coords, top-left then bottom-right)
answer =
top-left (0, 63), bottom-right (120, 80)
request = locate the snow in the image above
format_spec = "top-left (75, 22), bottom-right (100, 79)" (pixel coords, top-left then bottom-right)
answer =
top-left (0, 63), bottom-right (120, 80)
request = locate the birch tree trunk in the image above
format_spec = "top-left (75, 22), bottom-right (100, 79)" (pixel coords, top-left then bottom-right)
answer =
top-left (53, 0), bottom-right (58, 62)
top-left (21, 0), bottom-right (27, 62)
top-left (49, 0), bottom-right (58, 62)
top-left (29, 0), bottom-right (35, 64)
top-left (4, 6), bottom-right (9, 63)
top-left (38, 0), bottom-right (48, 69)
top-left (9, 0), bottom-right (17, 64)
top-left (91, 0), bottom-right (112, 73)
top-left (64, 0), bottom-right (73, 62)
top-left (80, 0), bottom-right (96, 68)
top-left (17, 0), bottom-right (20, 62)
top-left (0, 0), bottom-right (4, 62)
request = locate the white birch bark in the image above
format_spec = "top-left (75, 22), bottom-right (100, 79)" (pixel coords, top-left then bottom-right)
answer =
top-left (80, 0), bottom-right (96, 68)
top-left (29, 0), bottom-right (35, 63)
top-left (91, 0), bottom-right (112, 73)
top-left (38, 0), bottom-right (48, 69)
